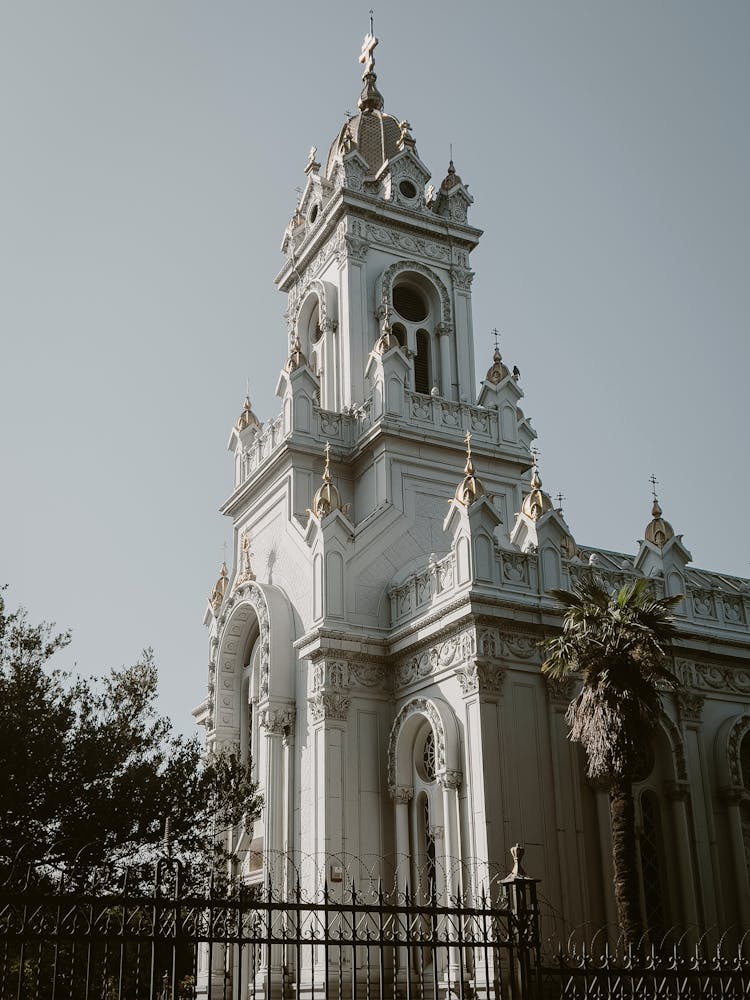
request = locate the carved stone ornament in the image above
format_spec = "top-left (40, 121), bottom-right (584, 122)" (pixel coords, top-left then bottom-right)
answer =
top-left (343, 233), bottom-right (369, 261)
top-left (259, 706), bottom-right (296, 737)
top-left (676, 691), bottom-right (706, 726)
top-left (437, 769), bottom-right (462, 790)
top-left (390, 785), bottom-right (413, 805)
top-left (395, 628), bottom-right (476, 689)
top-left (365, 224), bottom-right (451, 264)
top-left (544, 674), bottom-right (578, 707)
top-left (672, 658), bottom-right (750, 698)
top-left (308, 690), bottom-right (351, 723)
top-left (727, 715), bottom-right (750, 788)
top-left (456, 659), bottom-right (506, 698)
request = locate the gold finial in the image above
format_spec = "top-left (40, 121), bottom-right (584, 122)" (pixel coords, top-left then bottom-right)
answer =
top-left (521, 449), bottom-right (553, 521)
top-left (644, 475), bottom-right (674, 548)
top-left (357, 19), bottom-right (384, 112)
top-left (374, 304), bottom-right (395, 354)
top-left (284, 334), bottom-right (307, 373)
top-left (210, 555), bottom-right (230, 612)
top-left (309, 441), bottom-right (343, 520)
top-left (454, 431), bottom-right (485, 507)
top-left (485, 330), bottom-right (509, 384)
top-left (236, 394), bottom-right (260, 433)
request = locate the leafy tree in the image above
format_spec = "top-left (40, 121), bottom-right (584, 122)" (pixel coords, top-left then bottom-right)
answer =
top-left (540, 574), bottom-right (681, 946)
top-left (0, 591), bottom-right (261, 876)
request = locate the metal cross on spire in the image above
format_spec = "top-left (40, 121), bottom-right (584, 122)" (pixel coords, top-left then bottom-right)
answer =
top-left (369, 8), bottom-right (374, 34)
top-left (359, 22), bottom-right (378, 74)
top-left (491, 328), bottom-right (501, 352)
top-left (531, 445), bottom-right (541, 467)
top-left (555, 493), bottom-right (565, 513)
top-left (649, 473), bottom-right (660, 501)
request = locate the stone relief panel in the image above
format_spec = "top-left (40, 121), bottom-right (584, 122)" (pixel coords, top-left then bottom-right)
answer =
top-left (364, 223), bottom-right (451, 263)
top-left (395, 628), bottom-right (476, 689)
top-left (456, 659), bottom-right (506, 698)
top-left (673, 658), bottom-right (750, 698)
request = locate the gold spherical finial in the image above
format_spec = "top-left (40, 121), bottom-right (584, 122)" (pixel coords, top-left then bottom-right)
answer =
top-left (454, 431), bottom-right (486, 507)
top-left (644, 498), bottom-right (675, 548)
top-left (485, 340), bottom-right (509, 385)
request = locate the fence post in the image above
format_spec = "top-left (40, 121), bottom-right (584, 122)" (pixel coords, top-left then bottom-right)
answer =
top-left (500, 845), bottom-right (540, 1000)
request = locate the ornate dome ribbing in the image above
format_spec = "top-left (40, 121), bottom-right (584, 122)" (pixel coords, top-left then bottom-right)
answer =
top-left (235, 397), bottom-right (261, 433)
top-left (521, 463), bottom-right (554, 521)
top-left (454, 432), bottom-right (486, 507)
top-left (312, 442), bottom-right (343, 519)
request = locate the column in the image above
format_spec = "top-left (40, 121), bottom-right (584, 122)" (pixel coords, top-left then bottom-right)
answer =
top-left (663, 780), bottom-right (699, 926)
top-left (436, 323), bottom-right (452, 399)
top-left (391, 785), bottom-right (413, 894)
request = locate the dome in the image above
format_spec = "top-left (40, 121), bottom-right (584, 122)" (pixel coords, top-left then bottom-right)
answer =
top-left (325, 110), bottom-right (403, 179)
top-left (485, 347), bottom-right (509, 385)
top-left (521, 466), bottom-right (554, 521)
top-left (644, 499), bottom-right (675, 548)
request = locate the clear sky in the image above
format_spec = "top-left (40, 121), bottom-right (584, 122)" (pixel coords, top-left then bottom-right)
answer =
top-left (2, 1), bottom-right (748, 735)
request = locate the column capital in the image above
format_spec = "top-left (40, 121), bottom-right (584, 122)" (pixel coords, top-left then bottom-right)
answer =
top-left (259, 705), bottom-right (295, 737)
top-left (389, 784), bottom-right (413, 805)
top-left (437, 769), bottom-right (462, 790)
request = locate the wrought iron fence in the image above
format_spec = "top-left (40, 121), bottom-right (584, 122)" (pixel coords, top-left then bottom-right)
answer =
top-left (1, 850), bottom-right (748, 1000)
top-left (0, 851), bottom-right (540, 1000)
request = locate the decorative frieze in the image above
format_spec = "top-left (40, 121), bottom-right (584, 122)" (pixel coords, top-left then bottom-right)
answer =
top-left (673, 659), bottom-right (750, 698)
top-left (395, 628), bottom-right (476, 689)
top-left (364, 223), bottom-right (451, 263)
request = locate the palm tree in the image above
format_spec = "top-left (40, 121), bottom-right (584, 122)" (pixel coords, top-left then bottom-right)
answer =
top-left (541, 574), bottom-right (681, 947)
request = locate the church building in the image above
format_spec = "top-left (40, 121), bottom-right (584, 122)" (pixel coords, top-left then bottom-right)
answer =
top-left (193, 28), bottom-right (750, 949)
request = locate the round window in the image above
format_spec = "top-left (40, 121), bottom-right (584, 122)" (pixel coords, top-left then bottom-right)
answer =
top-left (393, 284), bottom-right (428, 323)
top-left (399, 179), bottom-right (417, 200)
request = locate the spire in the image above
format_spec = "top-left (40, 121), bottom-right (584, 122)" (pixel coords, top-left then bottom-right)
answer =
top-left (454, 431), bottom-right (486, 507)
top-left (357, 21), bottom-right (384, 113)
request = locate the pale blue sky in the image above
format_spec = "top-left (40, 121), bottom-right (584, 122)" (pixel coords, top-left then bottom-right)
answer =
top-left (2, 1), bottom-right (748, 733)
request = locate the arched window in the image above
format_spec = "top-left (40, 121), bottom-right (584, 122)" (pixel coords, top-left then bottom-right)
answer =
top-left (414, 329), bottom-right (431, 394)
top-left (741, 733), bottom-right (750, 877)
top-left (389, 279), bottom-right (438, 395)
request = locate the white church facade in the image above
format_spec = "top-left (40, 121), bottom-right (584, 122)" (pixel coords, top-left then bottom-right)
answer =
top-left (193, 29), bottom-right (750, 951)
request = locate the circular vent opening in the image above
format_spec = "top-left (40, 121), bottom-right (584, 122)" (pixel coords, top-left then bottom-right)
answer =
top-left (393, 284), bottom-right (428, 323)
top-left (399, 179), bottom-right (417, 200)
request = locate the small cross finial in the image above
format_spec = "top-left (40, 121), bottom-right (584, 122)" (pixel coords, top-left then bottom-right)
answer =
top-left (649, 473), bottom-right (659, 502)
top-left (491, 327), bottom-right (500, 352)
top-left (359, 26), bottom-right (378, 73)
top-left (369, 9), bottom-right (374, 34)
top-left (222, 540), bottom-right (228, 562)
top-left (531, 445), bottom-right (540, 467)
top-left (464, 430), bottom-right (472, 456)
top-left (555, 492), bottom-right (565, 512)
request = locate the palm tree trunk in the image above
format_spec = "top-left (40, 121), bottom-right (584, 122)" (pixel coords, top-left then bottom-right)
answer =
top-left (609, 779), bottom-right (643, 949)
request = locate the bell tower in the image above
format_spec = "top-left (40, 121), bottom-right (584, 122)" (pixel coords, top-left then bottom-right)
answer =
top-left (275, 29), bottom-right (483, 411)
